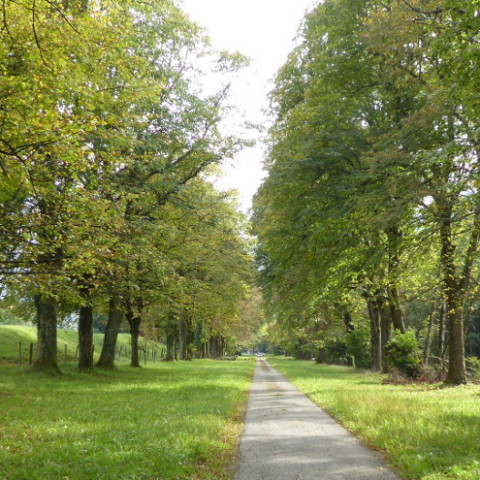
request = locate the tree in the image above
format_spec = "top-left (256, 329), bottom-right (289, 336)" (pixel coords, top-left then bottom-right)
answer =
top-left (253, 0), bottom-right (480, 383)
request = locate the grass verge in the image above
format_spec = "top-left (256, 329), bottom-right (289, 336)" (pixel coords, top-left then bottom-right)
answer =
top-left (0, 325), bottom-right (162, 366)
top-left (0, 358), bottom-right (255, 480)
top-left (268, 357), bottom-right (480, 480)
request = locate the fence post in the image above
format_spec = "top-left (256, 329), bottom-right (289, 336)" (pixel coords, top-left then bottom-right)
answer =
top-left (29, 343), bottom-right (34, 365)
top-left (64, 344), bottom-right (68, 363)
top-left (144, 349), bottom-right (147, 366)
top-left (18, 342), bottom-right (22, 365)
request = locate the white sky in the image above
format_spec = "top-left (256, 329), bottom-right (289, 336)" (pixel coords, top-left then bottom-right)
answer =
top-left (180, 0), bottom-right (316, 213)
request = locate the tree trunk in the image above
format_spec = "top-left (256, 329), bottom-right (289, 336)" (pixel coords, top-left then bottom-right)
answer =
top-left (316, 347), bottom-right (326, 364)
top-left (96, 296), bottom-right (123, 369)
top-left (366, 297), bottom-right (382, 371)
top-left (342, 312), bottom-right (355, 332)
top-left (445, 300), bottom-right (466, 384)
top-left (439, 209), bottom-right (467, 384)
top-left (388, 286), bottom-right (406, 333)
top-left (125, 298), bottom-right (143, 368)
top-left (438, 299), bottom-right (446, 360)
top-left (423, 297), bottom-right (437, 366)
top-left (78, 305), bottom-right (94, 371)
top-left (178, 318), bottom-right (186, 360)
top-left (380, 300), bottom-right (392, 373)
top-left (128, 315), bottom-right (141, 368)
top-left (184, 316), bottom-right (194, 361)
top-left (164, 319), bottom-right (177, 362)
top-left (33, 294), bottom-right (61, 373)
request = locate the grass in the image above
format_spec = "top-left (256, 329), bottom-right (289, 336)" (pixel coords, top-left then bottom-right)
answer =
top-left (268, 357), bottom-right (480, 480)
top-left (0, 358), bottom-right (255, 480)
top-left (0, 325), bottom-right (162, 366)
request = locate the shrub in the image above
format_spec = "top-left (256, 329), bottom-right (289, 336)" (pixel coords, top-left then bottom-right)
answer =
top-left (325, 338), bottom-right (347, 364)
top-left (466, 356), bottom-right (480, 381)
top-left (386, 331), bottom-right (422, 378)
top-left (345, 326), bottom-right (372, 368)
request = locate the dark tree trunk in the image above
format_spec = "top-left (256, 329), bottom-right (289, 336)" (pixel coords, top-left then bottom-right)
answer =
top-left (96, 296), bottom-right (123, 369)
top-left (178, 318), bottom-right (186, 360)
top-left (125, 298), bottom-right (143, 368)
top-left (439, 210), bottom-right (467, 384)
top-left (423, 297), bottom-right (438, 366)
top-left (78, 305), bottom-right (94, 371)
top-left (128, 315), bottom-right (141, 368)
top-left (380, 301), bottom-right (392, 374)
top-left (342, 312), bottom-right (355, 332)
top-left (33, 295), bottom-right (60, 373)
top-left (388, 287), bottom-right (406, 333)
top-left (445, 299), bottom-right (466, 384)
top-left (366, 297), bottom-right (382, 371)
top-left (438, 299), bottom-right (446, 360)
top-left (164, 320), bottom-right (177, 362)
top-left (184, 316), bottom-right (194, 361)
top-left (316, 347), bottom-right (326, 364)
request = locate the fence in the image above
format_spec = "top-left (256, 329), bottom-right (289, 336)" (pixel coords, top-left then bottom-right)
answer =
top-left (2, 341), bottom-right (166, 366)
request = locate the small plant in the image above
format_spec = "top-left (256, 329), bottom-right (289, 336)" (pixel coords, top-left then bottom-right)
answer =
top-left (466, 356), bottom-right (480, 381)
top-left (386, 330), bottom-right (422, 378)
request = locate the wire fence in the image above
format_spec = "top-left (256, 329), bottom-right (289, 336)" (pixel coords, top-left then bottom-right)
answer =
top-left (0, 341), bottom-right (166, 366)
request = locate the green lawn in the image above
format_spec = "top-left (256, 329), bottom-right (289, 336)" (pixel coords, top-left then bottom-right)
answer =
top-left (269, 357), bottom-right (480, 480)
top-left (0, 359), bottom-right (255, 480)
top-left (0, 325), bottom-right (162, 366)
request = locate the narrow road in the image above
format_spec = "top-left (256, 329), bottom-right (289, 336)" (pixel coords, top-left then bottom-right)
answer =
top-left (236, 358), bottom-right (401, 480)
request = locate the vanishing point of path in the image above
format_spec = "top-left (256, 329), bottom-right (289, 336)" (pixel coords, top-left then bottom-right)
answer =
top-left (236, 358), bottom-right (401, 480)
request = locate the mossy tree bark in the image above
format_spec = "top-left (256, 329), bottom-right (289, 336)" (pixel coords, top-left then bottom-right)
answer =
top-left (96, 296), bottom-right (123, 369)
top-left (78, 305), bottom-right (94, 371)
top-left (33, 294), bottom-right (61, 374)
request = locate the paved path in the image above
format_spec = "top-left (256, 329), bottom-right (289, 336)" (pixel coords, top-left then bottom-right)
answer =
top-left (236, 358), bottom-right (401, 480)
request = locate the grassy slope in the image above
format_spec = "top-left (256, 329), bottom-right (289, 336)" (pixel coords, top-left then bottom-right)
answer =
top-left (269, 357), bottom-right (480, 480)
top-left (0, 358), bottom-right (255, 480)
top-left (0, 325), bottom-right (161, 365)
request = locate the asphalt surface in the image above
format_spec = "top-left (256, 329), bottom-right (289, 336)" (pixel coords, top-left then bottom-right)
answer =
top-left (235, 358), bottom-right (401, 480)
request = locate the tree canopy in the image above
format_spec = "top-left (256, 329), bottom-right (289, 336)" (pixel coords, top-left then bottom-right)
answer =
top-left (253, 0), bottom-right (480, 384)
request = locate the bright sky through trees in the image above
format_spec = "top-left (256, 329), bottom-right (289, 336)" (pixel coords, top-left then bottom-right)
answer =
top-left (180, 0), bottom-right (315, 212)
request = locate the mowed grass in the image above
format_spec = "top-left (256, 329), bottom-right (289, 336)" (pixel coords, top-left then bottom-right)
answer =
top-left (269, 357), bottom-right (480, 480)
top-left (0, 359), bottom-right (255, 480)
top-left (0, 325), bottom-right (160, 366)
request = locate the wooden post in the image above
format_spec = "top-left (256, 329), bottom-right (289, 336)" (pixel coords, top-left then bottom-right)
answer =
top-left (144, 349), bottom-right (147, 366)
top-left (18, 342), bottom-right (22, 365)
top-left (29, 343), bottom-right (34, 365)
top-left (64, 344), bottom-right (68, 363)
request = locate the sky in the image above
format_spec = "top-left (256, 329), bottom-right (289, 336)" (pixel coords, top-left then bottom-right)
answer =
top-left (180, 0), bottom-right (316, 213)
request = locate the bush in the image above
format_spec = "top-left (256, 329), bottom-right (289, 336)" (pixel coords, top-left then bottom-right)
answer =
top-left (345, 327), bottom-right (371, 369)
top-left (466, 356), bottom-right (480, 381)
top-left (325, 338), bottom-right (347, 364)
top-left (386, 331), bottom-right (422, 378)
